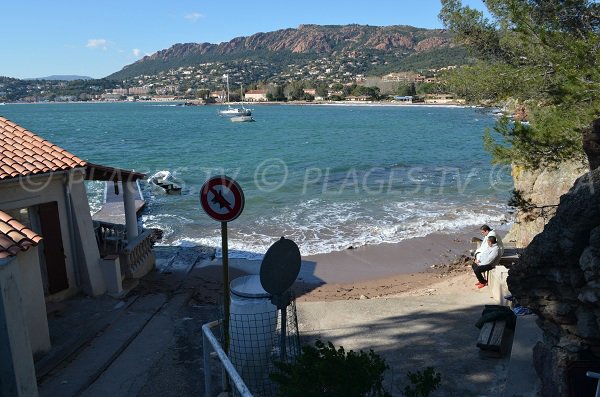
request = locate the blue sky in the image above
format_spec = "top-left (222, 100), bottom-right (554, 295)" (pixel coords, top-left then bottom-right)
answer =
top-left (1, 0), bottom-right (488, 80)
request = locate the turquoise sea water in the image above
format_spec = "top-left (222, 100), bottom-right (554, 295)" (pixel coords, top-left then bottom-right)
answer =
top-left (1, 102), bottom-right (513, 258)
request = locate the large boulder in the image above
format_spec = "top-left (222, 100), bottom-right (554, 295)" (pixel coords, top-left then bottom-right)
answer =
top-left (504, 160), bottom-right (588, 247)
top-left (508, 169), bottom-right (600, 396)
top-left (583, 118), bottom-right (600, 171)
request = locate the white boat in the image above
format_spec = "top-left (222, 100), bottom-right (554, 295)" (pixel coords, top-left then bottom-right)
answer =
top-left (230, 115), bottom-right (255, 122)
top-left (219, 75), bottom-right (252, 117)
top-left (220, 107), bottom-right (252, 116)
top-left (148, 171), bottom-right (182, 194)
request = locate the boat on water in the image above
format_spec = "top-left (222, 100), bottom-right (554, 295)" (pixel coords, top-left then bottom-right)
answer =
top-left (230, 115), bottom-right (255, 122)
top-left (148, 171), bottom-right (182, 194)
top-left (219, 75), bottom-right (252, 117)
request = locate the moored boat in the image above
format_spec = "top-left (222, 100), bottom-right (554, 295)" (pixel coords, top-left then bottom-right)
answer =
top-left (230, 115), bottom-right (255, 122)
top-left (148, 171), bottom-right (182, 194)
top-left (219, 75), bottom-right (252, 117)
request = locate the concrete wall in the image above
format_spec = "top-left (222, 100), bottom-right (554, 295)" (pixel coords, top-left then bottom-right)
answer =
top-left (0, 258), bottom-right (39, 397)
top-left (0, 172), bottom-right (78, 298)
top-left (0, 170), bottom-right (107, 357)
top-left (14, 248), bottom-right (50, 356)
top-left (68, 177), bottom-right (105, 296)
top-left (489, 265), bottom-right (511, 306)
top-left (0, 170), bottom-right (104, 299)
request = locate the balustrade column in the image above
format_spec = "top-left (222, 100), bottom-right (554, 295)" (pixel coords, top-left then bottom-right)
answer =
top-left (122, 181), bottom-right (138, 240)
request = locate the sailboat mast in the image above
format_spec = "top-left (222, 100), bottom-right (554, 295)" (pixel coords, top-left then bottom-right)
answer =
top-left (226, 74), bottom-right (230, 103)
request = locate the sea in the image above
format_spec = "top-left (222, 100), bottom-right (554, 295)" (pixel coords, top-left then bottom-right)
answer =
top-left (1, 102), bottom-right (513, 259)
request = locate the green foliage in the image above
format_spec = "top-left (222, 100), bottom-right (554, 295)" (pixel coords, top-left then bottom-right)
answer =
top-left (396, 83), bottom-right (416, 96)
top-left (352, 85), bottom-right (381, 99)
top-left (483, 108), bottom-right (586, 168)
top-left (440, 0), bottom-right (600, 169)
top-left (415, 82), bottom-right (439, 95)
top-left (402, 367), bottom-right (442, 397)
top-left (270, 340), bottom-right (391, 397)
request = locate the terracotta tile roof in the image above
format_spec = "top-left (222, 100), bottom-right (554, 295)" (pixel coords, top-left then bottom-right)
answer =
top-left (0, 117), bottom-right (87, 180)
top-left (0, 211), bottom-right (42, 259)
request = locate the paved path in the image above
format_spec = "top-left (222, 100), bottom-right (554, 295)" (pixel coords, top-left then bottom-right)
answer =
top-left (37, 246), bottom-right (514, 397)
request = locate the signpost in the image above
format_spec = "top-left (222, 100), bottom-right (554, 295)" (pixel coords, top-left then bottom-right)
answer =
top-left (200, 176), bottom-right (245, 354)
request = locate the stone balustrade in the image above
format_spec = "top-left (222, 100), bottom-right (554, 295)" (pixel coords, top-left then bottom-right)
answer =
top-left (93, 221), bottom-right (156, 280)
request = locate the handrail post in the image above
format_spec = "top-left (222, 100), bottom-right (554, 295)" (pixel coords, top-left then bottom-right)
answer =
top-left (202, 320), bottom-right (253, 397)
top-left (203, 330), bottom-right (212, 397)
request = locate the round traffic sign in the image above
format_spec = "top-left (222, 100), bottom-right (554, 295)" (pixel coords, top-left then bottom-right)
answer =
top-left (200, 176), bottom-right (245, 222)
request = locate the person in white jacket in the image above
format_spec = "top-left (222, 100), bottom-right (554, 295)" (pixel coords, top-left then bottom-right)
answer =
top-left (474, 224), bottom-right (504, 260)
top-left (472, 235), bottom-right (501, 288)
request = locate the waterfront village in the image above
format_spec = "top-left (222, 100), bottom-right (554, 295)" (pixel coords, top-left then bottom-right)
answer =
top-left (0, 58), bottom-right (465, 105)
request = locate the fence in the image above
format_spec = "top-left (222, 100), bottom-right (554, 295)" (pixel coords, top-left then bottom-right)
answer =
top-left (203, 300), bottom-right (300, 397)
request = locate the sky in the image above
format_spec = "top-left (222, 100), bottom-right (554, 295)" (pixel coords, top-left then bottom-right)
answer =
top-left (1, 0), bottom-right (488, 80)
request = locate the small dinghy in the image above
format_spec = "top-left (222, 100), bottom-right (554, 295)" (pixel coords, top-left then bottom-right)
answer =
top-left (148, 171), bottom-right (182, 194)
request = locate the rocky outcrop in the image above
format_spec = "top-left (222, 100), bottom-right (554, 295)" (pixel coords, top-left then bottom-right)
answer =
top-left (504, 160), bottom-right (588, 247)
top-left (583, 118), bottom-right (600, 171)
top-left (130, 25), bottom-right (452, 66)
top-left (507, 169), bottom-right (600, 397)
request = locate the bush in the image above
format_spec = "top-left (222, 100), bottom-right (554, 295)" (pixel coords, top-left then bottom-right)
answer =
top-left (270, 339), bottom-right (392, 397)
top-left (403, 367), bottom-right (441, 397)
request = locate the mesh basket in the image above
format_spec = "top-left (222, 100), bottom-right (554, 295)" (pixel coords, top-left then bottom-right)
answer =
top-left (221, 297), bottom-right (300, 397)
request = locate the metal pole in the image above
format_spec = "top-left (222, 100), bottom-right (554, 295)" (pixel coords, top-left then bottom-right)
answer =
top-left (221, 222), bottom-right (230, 392)
top-left (221, 222), bottom-right (230, 354)
top-left (280, 307), bottom-right (287, 361)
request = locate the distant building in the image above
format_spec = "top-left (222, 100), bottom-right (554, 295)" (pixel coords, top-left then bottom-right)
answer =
top-left (152, 95), bottom-right (177, 102)
top-left (345, 95), bottom-right (370, 101)
top-left (209, 91), bottom-right (225, 103)
top-left (382, 72), bottom-right (419, 83)
top-left (128, 86), bottom-right (150, 95)
top-left (102, 93), bottom-right (122, 101)
top-left (393, 95), bottom-right (413, 103)
top-left (245, 89), bottom-right (268, 102)
top-left (423, 94), bottom-right (465, 104)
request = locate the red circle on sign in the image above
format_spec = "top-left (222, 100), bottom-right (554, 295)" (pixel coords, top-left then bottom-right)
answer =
top-left (200, 176), bottom-right (245, 222)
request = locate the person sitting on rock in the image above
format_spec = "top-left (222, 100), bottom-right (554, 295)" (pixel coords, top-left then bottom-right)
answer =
top-left (472, 235), bottom-right (501, 288)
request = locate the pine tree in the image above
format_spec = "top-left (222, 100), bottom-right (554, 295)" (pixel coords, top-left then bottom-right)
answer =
top-left (439, 0), bottom-right (600, 169)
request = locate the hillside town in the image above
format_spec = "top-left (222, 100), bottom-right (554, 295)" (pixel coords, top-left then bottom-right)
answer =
top-left (0, 55), bottom-right (463, 105)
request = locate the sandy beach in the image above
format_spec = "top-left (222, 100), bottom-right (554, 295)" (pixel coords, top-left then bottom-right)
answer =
top-left (188, 229), bottom-right (479, 304)
top-left (180, 229), bottom-right (512, 396)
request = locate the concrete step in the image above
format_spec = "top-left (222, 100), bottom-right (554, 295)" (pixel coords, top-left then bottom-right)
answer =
top-left (38, 293), bottom-right (168, 397)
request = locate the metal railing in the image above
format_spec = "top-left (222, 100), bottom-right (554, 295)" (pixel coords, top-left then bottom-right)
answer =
top-left (203, 320), bottom-right (253, 397)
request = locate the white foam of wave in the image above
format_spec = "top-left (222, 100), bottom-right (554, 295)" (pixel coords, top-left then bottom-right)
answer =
top-left (142, 213), bottom-right (194, 242)
top-left (147, 170), bottom-right (173, 184)
top-left (85, 181), bottom-right (105, 214)
top-left (161, 198), bottom-right (511, 259)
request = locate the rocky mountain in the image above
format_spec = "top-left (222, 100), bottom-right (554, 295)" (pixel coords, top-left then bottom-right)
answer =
top-left (108, 24), bottom-right (468, 80)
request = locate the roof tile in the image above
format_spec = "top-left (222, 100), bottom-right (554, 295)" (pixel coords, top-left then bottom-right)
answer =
top-left (0, 117), bottom-right (87, 181)
top-left (0, 211), bottom-right (42, 258)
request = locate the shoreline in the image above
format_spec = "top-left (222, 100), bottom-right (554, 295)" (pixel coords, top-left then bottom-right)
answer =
top-left (3, 99), bottom-right (475, 108)
top-left (190, 228), bottom-right (485, 304)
